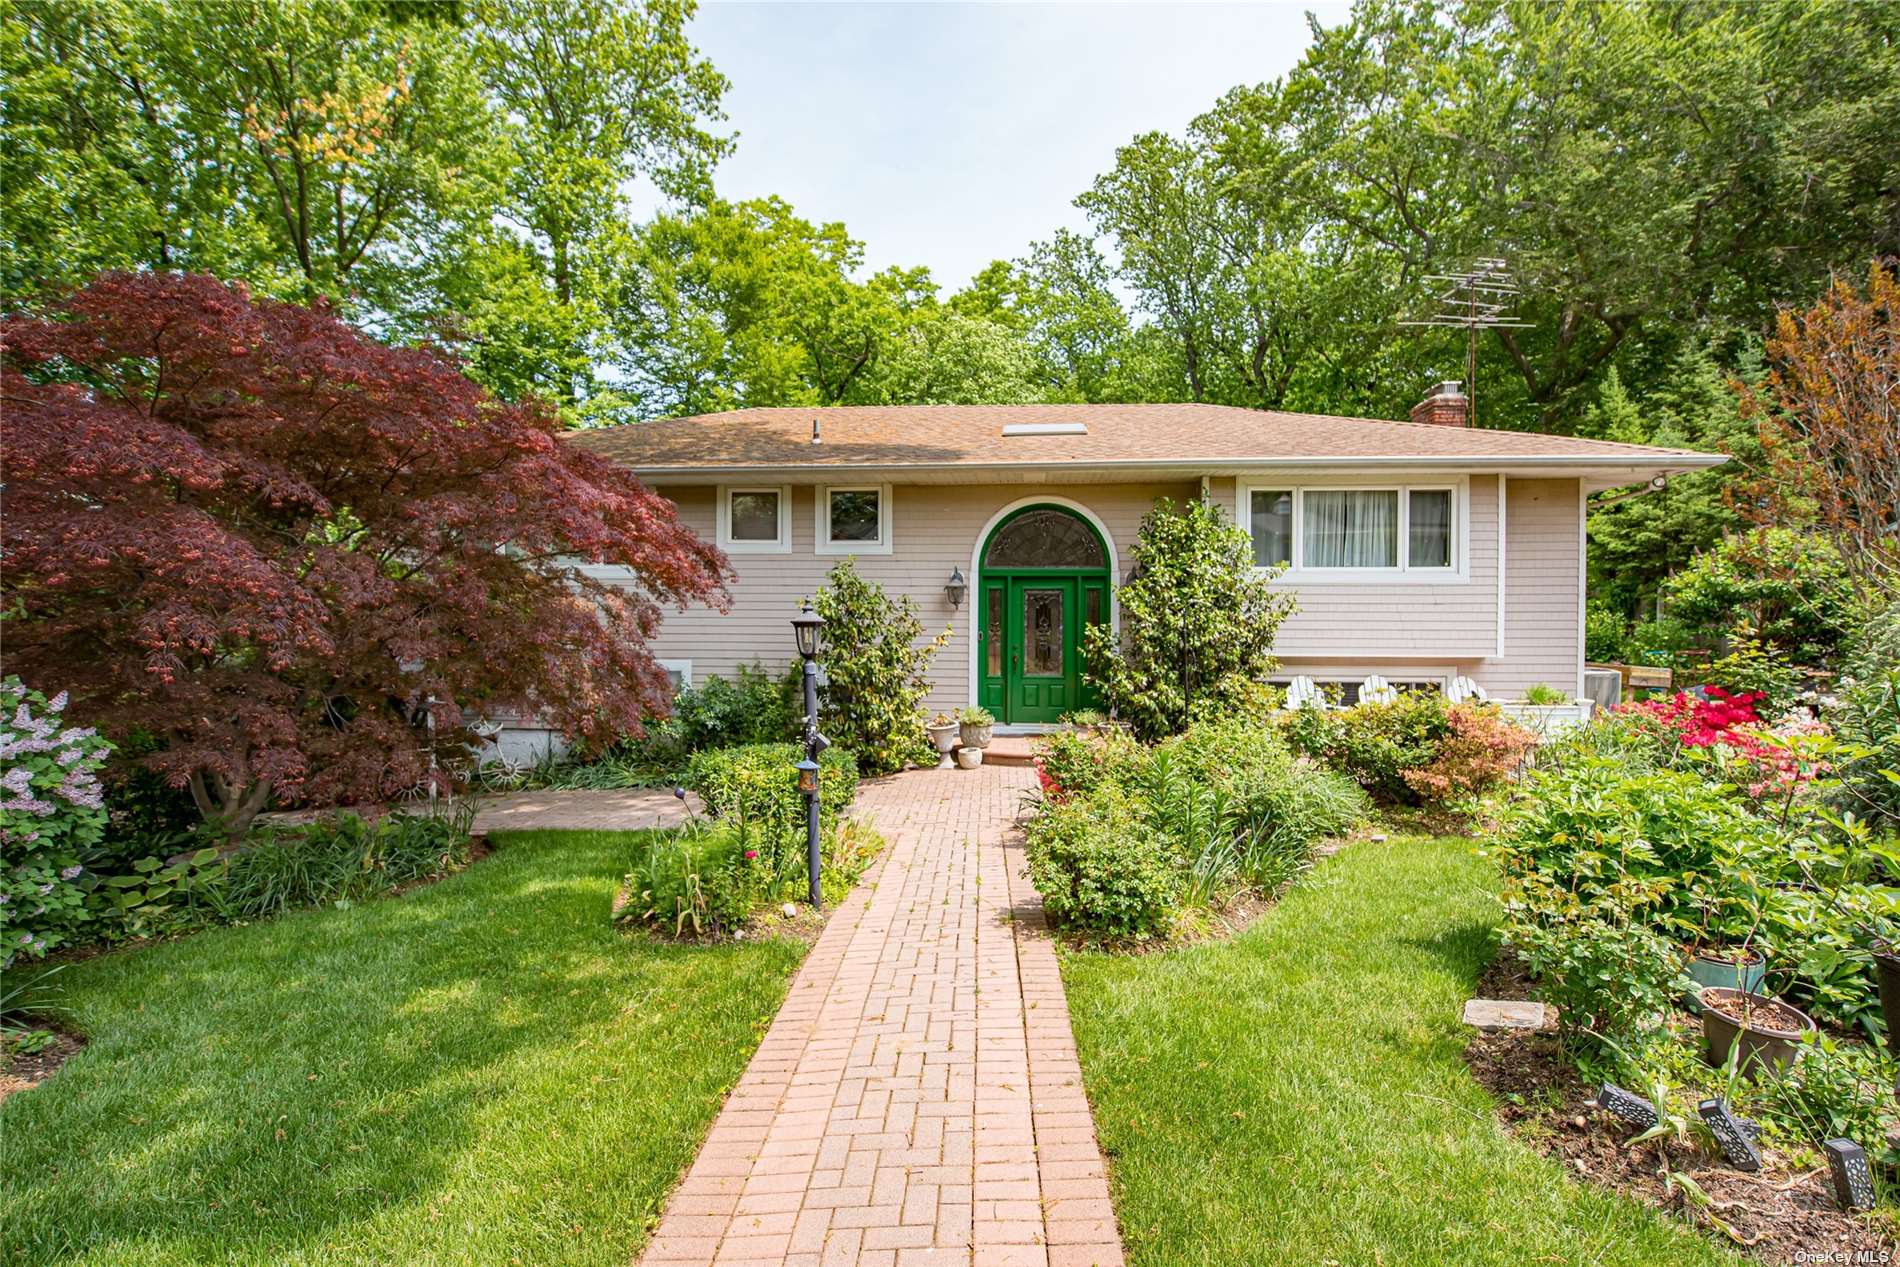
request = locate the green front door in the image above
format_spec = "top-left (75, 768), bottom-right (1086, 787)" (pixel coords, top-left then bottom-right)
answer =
top-left (1007, 577), bottom-right (1076, 722)
top-left (975, 504), bottom-right (1112, 725)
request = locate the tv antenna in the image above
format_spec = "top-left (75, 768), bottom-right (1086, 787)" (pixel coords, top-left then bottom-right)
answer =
top-left (1399, 257), bottom-right (1532, 428)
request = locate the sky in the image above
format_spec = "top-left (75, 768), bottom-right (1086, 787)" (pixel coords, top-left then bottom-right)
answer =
top-left (672, 2), bottom-right (1352, 293)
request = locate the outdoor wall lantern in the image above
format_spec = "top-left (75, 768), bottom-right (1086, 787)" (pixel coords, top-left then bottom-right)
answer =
top-left (1697, 1099), bottom-right (1762, 1172)
top-left (791, 601), bottom-right (828, 908)
top-left (944, 567), bottom-right (967, 611)
top-left (1825, 1138), bottom-right (1875, 1210)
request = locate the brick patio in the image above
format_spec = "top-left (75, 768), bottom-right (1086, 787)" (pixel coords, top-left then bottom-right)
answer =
top-left (638, 764), bottom-right (1124, 1267)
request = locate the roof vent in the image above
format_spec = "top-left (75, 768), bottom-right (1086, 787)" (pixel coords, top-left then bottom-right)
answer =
top-left (810, 416), bottom-right (822, 444)
top-left (1001, 422), bottom-right (1088, 437)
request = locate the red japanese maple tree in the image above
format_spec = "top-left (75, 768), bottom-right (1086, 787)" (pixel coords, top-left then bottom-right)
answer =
top-left (2, 272), bottom-right (727, 836)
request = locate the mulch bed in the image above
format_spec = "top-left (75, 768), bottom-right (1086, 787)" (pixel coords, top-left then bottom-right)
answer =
top-left (0, 1027), bottom-right (85, 1107)
top-left (1465, 951), bottom-right (1896, 1262)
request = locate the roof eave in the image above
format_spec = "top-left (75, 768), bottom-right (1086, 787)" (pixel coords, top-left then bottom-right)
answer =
top-left (619, 452), bottom-right (1731, 480)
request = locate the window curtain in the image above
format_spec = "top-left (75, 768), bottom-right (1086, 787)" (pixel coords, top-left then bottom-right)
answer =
top-left (1303, 490), bottom-right (1398, 567)
top-left (1409, 490), bottom-right (1452, 567)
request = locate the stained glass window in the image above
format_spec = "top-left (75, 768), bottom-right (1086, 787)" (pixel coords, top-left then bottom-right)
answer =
top-left (983, 510), bottom-right (1104, 569)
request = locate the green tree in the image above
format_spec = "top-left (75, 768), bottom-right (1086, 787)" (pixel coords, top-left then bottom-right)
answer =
top-left (1083, 498), bottom-right (1296, 741)
top-left (461, 0), bottom-right (728, 413)
top-left (1584, 341), bottom-right (1761, 617)
top-left (810, 560), bottom-right (950, 777)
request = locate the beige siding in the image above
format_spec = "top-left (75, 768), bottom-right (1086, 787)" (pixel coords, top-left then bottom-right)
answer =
top-left (1473, 477), bottom-right (1584, 698)
top-left (626, 482), bottom-right (1197, 716)
top-left (1214, 473), bottom-right (1582, 702)
top-left (623, 473), bottom-right (1583, 715)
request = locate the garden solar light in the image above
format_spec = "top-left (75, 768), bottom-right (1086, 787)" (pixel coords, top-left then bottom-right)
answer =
top-left (1594, 1084), bottom-right (1657, 1133)
top-left (1825, 1139), bottom-right (1875, 1210)
top-left (1697, 1099), bottom-right (1762, 1172)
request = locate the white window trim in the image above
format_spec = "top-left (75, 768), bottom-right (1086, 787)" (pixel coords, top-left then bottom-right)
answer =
top-left (716, 484), bottom-right (792, 554)
top-left (815, 483), bottom-right (894, 556)
top-left (656, 659), bottom-right (693, 690)
top-left (1239, 477), bottom-right (1469, 583)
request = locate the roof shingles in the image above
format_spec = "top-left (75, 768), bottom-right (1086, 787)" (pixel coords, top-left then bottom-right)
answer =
top-left (568, 402), bottom-right (1721, 472)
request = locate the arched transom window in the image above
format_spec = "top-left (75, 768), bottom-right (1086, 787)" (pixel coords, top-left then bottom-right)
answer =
top-left (983, 509), bottom-right (1105, 569)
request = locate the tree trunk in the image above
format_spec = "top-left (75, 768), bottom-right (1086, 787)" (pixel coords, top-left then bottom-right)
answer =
top-left (189, 768), bottom-right (275, 844)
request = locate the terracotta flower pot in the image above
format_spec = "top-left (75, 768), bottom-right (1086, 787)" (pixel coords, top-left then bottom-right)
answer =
top-left (1699, 987), bottom-right (1815, 1074)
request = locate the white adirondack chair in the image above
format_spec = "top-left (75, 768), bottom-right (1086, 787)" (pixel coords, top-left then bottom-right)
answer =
top-left (1359, 674), bottom-right (1399, 705)
top-left (1283, 675), bottom-right (1327, 711)
top-left (1447, 675), bottom-right (1490, 704)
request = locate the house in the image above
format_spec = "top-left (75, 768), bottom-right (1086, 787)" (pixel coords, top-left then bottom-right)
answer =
top-left (562, 384), bottom-right (1725, 733)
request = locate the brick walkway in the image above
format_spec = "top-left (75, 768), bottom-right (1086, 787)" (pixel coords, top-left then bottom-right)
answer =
top-left (639, 765), bottom-right (1124, 1267)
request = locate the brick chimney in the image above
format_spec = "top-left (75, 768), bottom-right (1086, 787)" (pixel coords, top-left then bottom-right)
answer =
top-left (1409, 380), bottom-right (1469, 427)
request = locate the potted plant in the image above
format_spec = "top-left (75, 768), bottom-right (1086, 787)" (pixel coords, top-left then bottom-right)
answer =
top-left (925, 713), bottom-right (959, 770)
top-left (1685, 945), bottom-right (1767, 1008)
top-left (955, 744), bottom-right (984, 770)
top-left (958, 706), bottom-right (995, 750)
top-left (1698, 987), bottom-right (1816, 1073)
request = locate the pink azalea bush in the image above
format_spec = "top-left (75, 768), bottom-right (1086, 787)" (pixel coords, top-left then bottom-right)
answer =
top-left (1621, 685), bottom-right (1829, 799)
top-left (1, 677), bottom-right (113, 965)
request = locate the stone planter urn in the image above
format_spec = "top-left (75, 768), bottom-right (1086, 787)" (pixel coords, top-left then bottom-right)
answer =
top-left (958, 708), bottom-right (995, 751)
top-left (925, 717), bottom-right (959, 770)
top-left (955, 746), bottom-right (984, 770)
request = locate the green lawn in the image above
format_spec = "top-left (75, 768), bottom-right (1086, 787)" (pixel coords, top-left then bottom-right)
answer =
top-left (1060, 835), bottom-right (1741, 1267)
top-left (1, 830), bottom-right (805, 1267)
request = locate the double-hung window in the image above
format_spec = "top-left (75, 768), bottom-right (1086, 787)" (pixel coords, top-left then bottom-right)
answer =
top-left (1242, 482), bottom-right (1461, 577)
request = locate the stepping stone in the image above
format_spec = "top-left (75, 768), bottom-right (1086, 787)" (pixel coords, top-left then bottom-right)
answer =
top-left (1463, 998), bottom-right (1556, 1031)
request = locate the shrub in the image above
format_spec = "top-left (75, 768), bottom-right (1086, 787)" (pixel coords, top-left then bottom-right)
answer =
top-left (687, 743), bottom-right (858, 891)
top-left (623, 824), bottom-right (755, 937)
top-left (1024, 785), bottom-right (1181, 937)
top-left (1, 679), bottom-right (112, 965)
top-left (1033, 729), bottom-right (1144, 803)
top-left (1402, 705), bottom-right (1537, 802)
top-left (670, 663), bottom-right (801, 752)
top-left (93, 804), bottom-right (477, 937)
top-left (1758, 1031), bottom-right (1900, 1159)
top-left (1585, 600), bottom-right (1629, 663)
top-left (1281, 692), bottom-right (1453, 804)
top-left (1082, 498), bottom-right (1295, 741)
top-left (813, 560), bottom-right (950, 776)
top-left (619, 815), bottom-right (885, 938)
top-left (1661, 529), bottom-right (1857, 665)
top-left (1830, 604), bottom-right (1900, 834)
top-left (1506, 880), bottom-right (1684, 1056)
top-left (1158, 719), bottom-right (1367, 860)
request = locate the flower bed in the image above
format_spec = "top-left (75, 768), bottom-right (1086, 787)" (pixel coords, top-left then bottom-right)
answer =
top-left (1025, 719), bottom-right (1368, 941)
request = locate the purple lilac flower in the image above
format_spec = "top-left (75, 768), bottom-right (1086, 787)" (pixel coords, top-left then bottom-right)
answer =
top-left (0, 794), bottom-right (55, 815)
top-left (3, 767), bottom-right (33, 794)
top-left (57, 748), bottom-right (84, 767)
top-left (61, 865), bottom-right (82, 881)
top-left (56, 727), bottom-right (97, 746)
top-left (36, 883), bottom-right (52, 895)
top-left (47, 692), bottom-right (67, 712)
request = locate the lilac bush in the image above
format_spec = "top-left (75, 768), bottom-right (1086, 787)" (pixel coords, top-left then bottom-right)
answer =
top-left (1, 677), bottom-right (112, 966)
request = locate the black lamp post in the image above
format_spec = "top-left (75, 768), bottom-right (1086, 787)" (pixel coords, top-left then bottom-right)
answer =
top-left (791, 601), bottom-right (827, 908)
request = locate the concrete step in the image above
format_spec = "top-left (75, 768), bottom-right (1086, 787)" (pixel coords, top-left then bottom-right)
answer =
top-left (979, 736), bottom-right (1039, 767)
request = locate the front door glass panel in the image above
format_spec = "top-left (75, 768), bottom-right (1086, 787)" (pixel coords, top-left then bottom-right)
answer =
top-left (1023, 589), bottom-right (1064, 677)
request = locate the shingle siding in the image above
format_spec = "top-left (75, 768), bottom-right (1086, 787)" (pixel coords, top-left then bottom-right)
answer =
top-left (620, 474), bottom-right (1583, 716)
